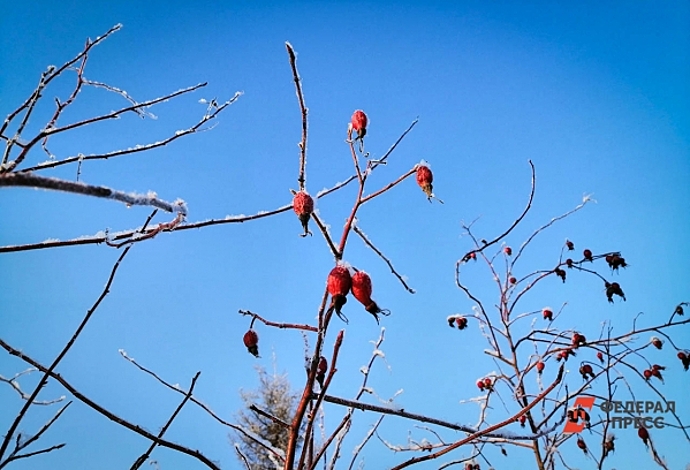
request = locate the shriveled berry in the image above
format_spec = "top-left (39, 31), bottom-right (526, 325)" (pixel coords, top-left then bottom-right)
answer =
top-left (555, 268), bottom-right (566, 282)
top-left (566, 240), bottom-right (574, 250)
top-left (328, 265), bottom-right (352, 321)
top-left (651, 337), bottom-right (663, 350)
top-left (351, 270), bottom-right (390, 323)
top-left (604, 435), bottom-right (615, 456)
top-left (576, 436), bottom-right (587, 454)
top-left (316, 356), bottom-right (328, 388)
top-left (292, 191), bottom-right (314, 237)
top-left (243, 329), bottom-right (259, 357)
top-left (583, 249), bottom-right (593, 261)
top-left (597, 351), bottom-right (604, 363)
top-left (455, 316), bottom-right (468, 330)
top-left (605, 281), bottom-right (626, 303)
top-left (565, 258), bottom-right (573, 268)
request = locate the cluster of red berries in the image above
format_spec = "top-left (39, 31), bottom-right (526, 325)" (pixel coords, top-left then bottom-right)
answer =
top-left (327, 265), bottom-right (390, 323)
top-left (605, 281), bottom-right (626, 303)
top-left (464, 462), bottom-right (480, 470)
top-left (476, 377), bottom-right (493, 392)
top-left (642, 364), bottom-right (665, 382)
top-left (571, 332), bottom-right (587, 348)
top-left (556, 348), bottom-right (576, 362)
top-left (605, 253), bottom-right (627, 271)
top-left (447, 315), bottom-right (468, 330)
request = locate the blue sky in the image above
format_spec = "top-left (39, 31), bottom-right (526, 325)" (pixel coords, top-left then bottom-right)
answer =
top-left (1, 1), bottom-right (689, 469)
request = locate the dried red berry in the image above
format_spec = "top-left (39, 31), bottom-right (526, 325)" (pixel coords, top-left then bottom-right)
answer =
top-left (604, 434), bottom-right (615, 456)
top-left (566, 240), bottom-right (574, 250)
top-left (579, 364), bottom-right (594, 380)
top-left (504, 246), bottom-right (512, 256)
top-left (678, 351), bottom-right (690, 371)
top-left (455, 316), bottom-right (468, 330)
top-left (292, 191), bottom-right (314, 237)
top-left (643, 369), bottom-right (653, 380)
top-left (605, 281), bottom-right (626, 303)
top-left (416, 164), bottom-right (434, 200)
top-left (597, 351), bottom-right (604, 363)
top-left (583, 249), bottom-right (593, 261)
top-left (576, 436), bottom-right (587, 454)
top-left (351, 270), bottom-right (390, 323)
top-left (519, 415), bottom-right (526, 427)
top-left (555, 268), bottom-right (566, 282)
top-left (351, 110), bottom-right (368, 139)
top-left (327, 265), bottom-right (352, 321)
top-left (243, 330), bottom-right (259, 357)
top-left (483, 377), bottom-right (493, 390)
top-left (675, 304), bottom-right (685, 316)
top-left (508, 276), bottom-right (517, 285)
top-left (542, 308), bottom-right (553, 321)
top-left (572, 333), bottom-right (587, 347)
top-left (651, 337), bottom-right (663, 350)
top-left (316, 356), bottom-right (328, 388)
top-left (565, 258), bottom-right (573, 268)
top-left (476, 379), bottom-right (485, 391)
top-left (536, 361), bottom-right (545, 374)
top-left (638, 426), bottom-right (650, 447)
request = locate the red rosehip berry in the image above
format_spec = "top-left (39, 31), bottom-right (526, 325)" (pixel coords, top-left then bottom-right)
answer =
top-left (572, 333), bottom-right (586, 347)
top-left (292, 190), bottom-right (314, 237)
top-left (316, 356), bottom-right (328, 388)
top-left (565, 258), bottom-right (573, 268)
top-left (455, 316), bottom-right (468, 330)
top-left (650, 336), bottom-right (663, 350)
top-left (638, 426), bottom-right (649, 447)
top-left (536, 361), bottom-right (545, 374)
top-left (604, 434), bottom-right (616, 456)
top-left (555, 268), bottom-right (566, 282)
top-left (327, 265), bottom-right (352, 321)
top-left (416, 164), bottom-right (434, 200)
top-left (678, 351), bottom-right (690, 371)
top-left (597, 351), bottom-right (604, 363)
top-left (583, 249), bottom-right (593, 261)
top-left (566, 240), bottom-right (574, 250)
top-left (643, 369), bottom-right (653, 380)
top-left (542, 308), bottom-right (553, 321)
top-left (519, 415), bottom-right (526, 427)
top-left (504, 246), bottom-right (512, 256)
top-left (350, 110), bottom-right (368, 139)
top-left (579, 364), bottom-right (594, 380)
top-left (476, 379), bottom-right (485, 391)
top-left (605, 281), bottom-right (626, 303)
top-left (483, 377), bottom-right (493, 390)
top-left (243, 329), bottom-right (259, 357)
top-left (509, 276), bottom-right (517, 285)
top-left (351, 270), bottom-right (390, 324)
top-left (576, 436), bottom-right (587, 454)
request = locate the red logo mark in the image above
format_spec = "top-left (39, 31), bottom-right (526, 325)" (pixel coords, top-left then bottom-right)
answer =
top-left (563, 396), bottom-right (596, 434)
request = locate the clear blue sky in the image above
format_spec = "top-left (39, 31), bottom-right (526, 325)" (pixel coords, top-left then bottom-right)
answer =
top-left (1, 1), bottom-right (689, 469)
